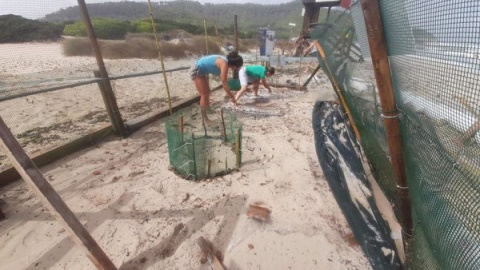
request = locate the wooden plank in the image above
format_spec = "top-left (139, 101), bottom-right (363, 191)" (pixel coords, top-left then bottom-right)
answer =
top-left (0, 116), bottom-right (116, 270)
top-left (269, 83), bottom-right (307, 90)
top-left (0, 125), bottom-right (112, 188)
top-left (0, 94), bottom-right (204, 188)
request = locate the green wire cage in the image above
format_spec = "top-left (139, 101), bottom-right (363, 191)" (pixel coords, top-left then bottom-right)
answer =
top-left (165, 107), bottom-right (242, 180)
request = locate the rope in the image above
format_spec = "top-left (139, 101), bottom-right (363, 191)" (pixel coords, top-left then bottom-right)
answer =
top-left (147, 0), bottom-right (173, 115)
top-left (381, 113), bottom-right (399, 119)
top-left (204, 18), bottom-right (209, 55)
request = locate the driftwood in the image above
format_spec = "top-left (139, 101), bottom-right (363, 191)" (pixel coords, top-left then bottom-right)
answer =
top-left (197, 237), bottom-right (224, 270)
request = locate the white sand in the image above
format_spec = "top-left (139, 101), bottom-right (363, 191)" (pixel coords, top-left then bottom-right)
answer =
top-left (0, 41), bottom-right (370, 270)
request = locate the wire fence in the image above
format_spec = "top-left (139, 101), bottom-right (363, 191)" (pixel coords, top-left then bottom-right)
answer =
top-left (311, 0), bottom-right (479, 269)
top-left (0, 3), bottom-right (198, 173)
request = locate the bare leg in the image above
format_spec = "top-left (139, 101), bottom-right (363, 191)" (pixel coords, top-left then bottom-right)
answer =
top-left (253, 81), bottom-right (260, 96)
top-left (194, 76), bottom-right (210, 121)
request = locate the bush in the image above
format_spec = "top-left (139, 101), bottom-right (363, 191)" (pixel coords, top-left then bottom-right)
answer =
top-left (131, 20), bottom-right (154, 33)
top-left (64, 18), bottom-right (134, 40)
top-left (62, 35), bottom-right (221, 59)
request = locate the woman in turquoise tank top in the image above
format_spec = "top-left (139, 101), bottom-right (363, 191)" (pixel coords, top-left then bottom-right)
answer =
top-left (190, 51), bottom-right (243, 121)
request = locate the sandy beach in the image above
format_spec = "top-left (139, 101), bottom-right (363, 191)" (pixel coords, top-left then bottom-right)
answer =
top-left (0, 41), bottom-right (370, 270)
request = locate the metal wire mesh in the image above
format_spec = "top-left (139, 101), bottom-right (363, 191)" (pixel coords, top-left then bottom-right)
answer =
top-left (313, 0), bottom-right (480, 269)
top-left (165, 107), bottom-right (242, 180)
top-left (0, 1), bottom-right (198, 172)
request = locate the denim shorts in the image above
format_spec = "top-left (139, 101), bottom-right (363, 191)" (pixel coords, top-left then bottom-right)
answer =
top-left (189, 65), bottom-right (207, 80)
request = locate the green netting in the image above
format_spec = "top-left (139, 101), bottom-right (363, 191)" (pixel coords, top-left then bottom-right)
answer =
top-left (165, 107), bottom-right (242, 180)
top-left (311, 1), bottom-right (480, 269)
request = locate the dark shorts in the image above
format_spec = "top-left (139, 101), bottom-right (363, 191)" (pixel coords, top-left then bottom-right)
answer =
top-left (189, 65), bottom-right (207, 80)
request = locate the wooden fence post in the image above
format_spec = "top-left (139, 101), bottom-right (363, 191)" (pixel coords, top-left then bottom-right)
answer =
top-left (78, 0), bottom-right (127, 137)
top-left (360, 0), bottom-right (413, 245)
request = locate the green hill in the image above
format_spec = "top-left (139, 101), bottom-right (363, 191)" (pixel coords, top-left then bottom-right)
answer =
top-left (0, 14), bottom-right (65, 43)
top-left (44, 0), bottom-right (303, 39)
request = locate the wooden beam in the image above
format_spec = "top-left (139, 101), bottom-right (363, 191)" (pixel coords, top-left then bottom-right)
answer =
top-left (360, 0), bottom-right (413, 241)
top-left (269, 83), bottom-right (307, 90)
top-left (0, 116), bottom-right (116, 270)
top-left (303, 64), bottom-right (321, 87)
top-left (0, 125), bottom-right (112, 188)
top-left (0, 94), bottom-right (204, 188)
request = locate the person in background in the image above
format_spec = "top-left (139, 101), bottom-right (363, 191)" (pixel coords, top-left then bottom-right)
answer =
top-left (235, 65), bottom-right (275, 103)
top-left (190, 51), bottom-right (243, 121)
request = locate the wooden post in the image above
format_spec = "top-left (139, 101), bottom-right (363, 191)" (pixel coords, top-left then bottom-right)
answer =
top-left (93, 71), bottom-right (125, 136)
top-left (147, 0), bottom-right (173, 115)
top-left (0, 116), bottom-right (117, 270)
top-left (191, 133), bottom-right (197, 180)
top-left (207, 159), bottom-right (212, 178)
top-left (360, 0), bottom-right (413, 243)
top-left (219, 109), bottom-right (227, 141)
top-left (303, 64), bottom-right (321, 87)
top-left (235, 129), bottom-right (241, 168)
top-left (276, 52), bottom-right (280, 86)
top-left (234, 15), bottom-right (239, 51)
top-left (233, 15), bottom-right (239, 79)
top-left (78, 0), bottom-right (127, 137)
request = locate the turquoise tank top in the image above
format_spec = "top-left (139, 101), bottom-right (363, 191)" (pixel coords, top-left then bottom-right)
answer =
top-left (196, 55), bottom-right (226, 75)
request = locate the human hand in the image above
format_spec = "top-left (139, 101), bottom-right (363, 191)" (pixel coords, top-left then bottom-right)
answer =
top-left (230, 96), bottom-right (237, 106)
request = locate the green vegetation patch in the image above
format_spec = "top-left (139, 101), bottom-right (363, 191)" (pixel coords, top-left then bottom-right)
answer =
top-left (0, 14), bottom-right (64, 43)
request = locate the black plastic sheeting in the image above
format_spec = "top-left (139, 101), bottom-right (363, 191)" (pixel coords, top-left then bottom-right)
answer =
top-left (312, 101), bottom-right (402, 269)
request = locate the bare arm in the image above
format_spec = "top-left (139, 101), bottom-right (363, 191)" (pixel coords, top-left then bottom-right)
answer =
top-left (216, 58), bottom-right (236, 105)
top-left (261, 78), bottom-right (272, 92)
top-left (235, 85), bottom-right (249, 103)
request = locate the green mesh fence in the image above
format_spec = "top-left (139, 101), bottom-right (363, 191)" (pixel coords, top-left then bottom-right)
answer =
top-left (165, 107), bottom-right (242, 180)
top-left (311, 1), bottom-right (480, 269)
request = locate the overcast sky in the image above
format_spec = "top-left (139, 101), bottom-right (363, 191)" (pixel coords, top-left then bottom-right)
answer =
top-left (1, 0), bottom-right (295, 19)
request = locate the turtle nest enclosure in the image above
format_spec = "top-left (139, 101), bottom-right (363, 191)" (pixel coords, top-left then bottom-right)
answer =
top-left (165, 107), bottom-right (243, 180)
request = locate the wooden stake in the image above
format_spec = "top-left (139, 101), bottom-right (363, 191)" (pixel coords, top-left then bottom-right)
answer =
top-left (233, 15), bottom-right (239, 79)
top-left (191, 133), bottom-right (197, 180)
top-left (361, 0), bottom-right (412, 242)
top-left (235, 129), bottom-right (241, 168)
top-left (0, 116), bottom-right (116, 270)
top-left (219, 109), bottom-right (227, 141)
top-left (146, 0), bottom-right (173, 115)
top-left (302, 64), bottom-right (321, 87)
top-left (207, 159), bottom-right (212, 178)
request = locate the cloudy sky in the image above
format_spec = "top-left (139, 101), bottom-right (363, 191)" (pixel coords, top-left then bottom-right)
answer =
top-left (1, 0), bottom-right (295, 19)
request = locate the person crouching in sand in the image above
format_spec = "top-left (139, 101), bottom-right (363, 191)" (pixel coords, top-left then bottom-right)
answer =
top-left (190, 51), bottom-right (243, 121)
top-left (235, 65), bottom-right (275, 103)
